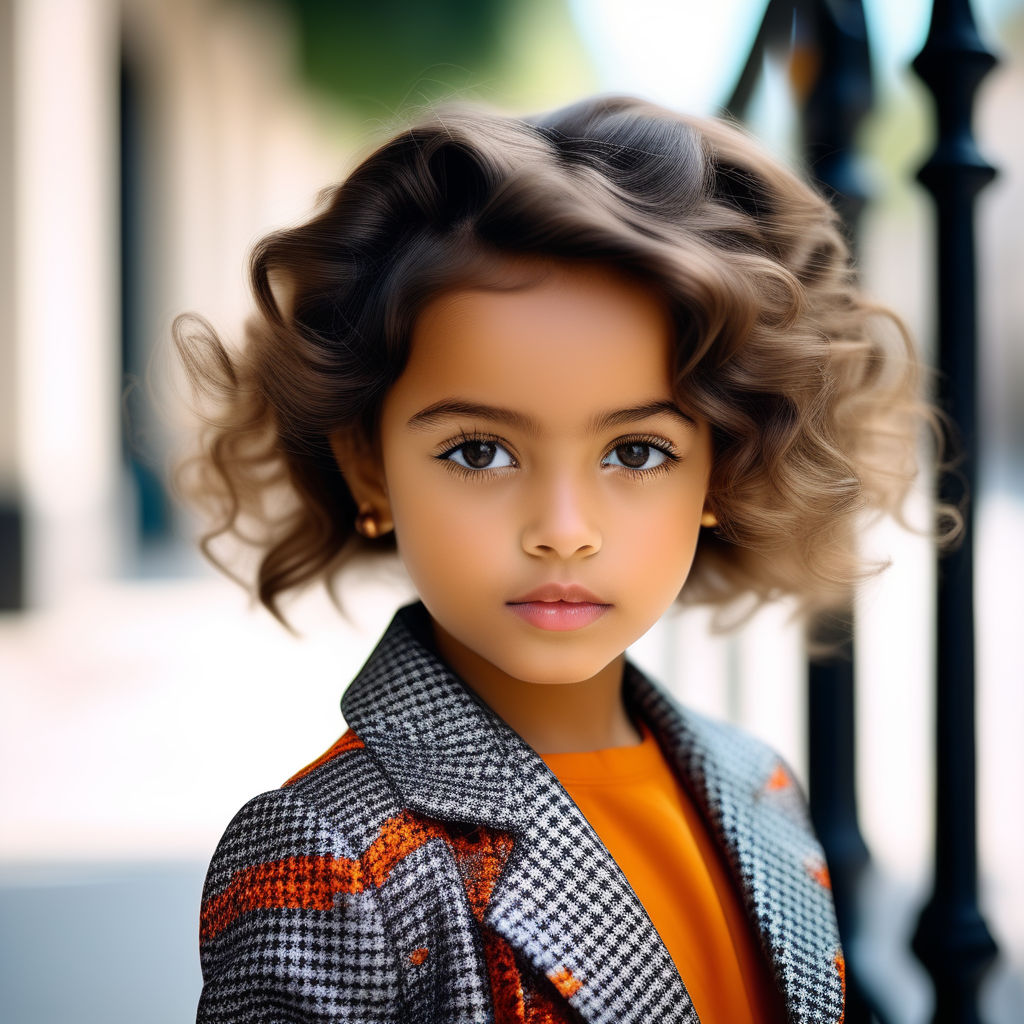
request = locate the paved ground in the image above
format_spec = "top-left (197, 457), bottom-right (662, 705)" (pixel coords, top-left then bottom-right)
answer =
top-left (0, 861), bottom-right (206, 1024)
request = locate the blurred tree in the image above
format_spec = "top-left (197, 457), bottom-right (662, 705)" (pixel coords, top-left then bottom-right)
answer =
top-left (250, 0), bottom-right (511, 113)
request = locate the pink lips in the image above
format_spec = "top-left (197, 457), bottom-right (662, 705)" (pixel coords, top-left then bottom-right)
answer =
top-left (507, 584), bottom-right (611, 631)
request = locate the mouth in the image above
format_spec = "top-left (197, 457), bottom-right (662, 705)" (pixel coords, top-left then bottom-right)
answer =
top-left (507, 583), bottom-right (610, 605)
top-left (506, 584), bottom-right (611, 631)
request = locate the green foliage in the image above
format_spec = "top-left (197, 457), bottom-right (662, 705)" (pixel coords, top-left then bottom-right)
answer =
top-left (275, 0), bottom-right (509, 113)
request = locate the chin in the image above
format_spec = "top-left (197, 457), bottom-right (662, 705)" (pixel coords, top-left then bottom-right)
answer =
top-left (493, 649), bottom-right (621, 688)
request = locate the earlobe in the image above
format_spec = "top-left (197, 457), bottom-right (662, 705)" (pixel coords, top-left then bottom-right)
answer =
top-left (700, 507), bottom-right (719, 528)
top-left (354, 505), bottom-right (391, 539)
top-left (328, 429), bottom-right (393, 537)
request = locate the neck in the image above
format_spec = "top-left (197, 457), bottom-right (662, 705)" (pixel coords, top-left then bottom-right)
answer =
top-left (430, 624), bottom-right (641, 754)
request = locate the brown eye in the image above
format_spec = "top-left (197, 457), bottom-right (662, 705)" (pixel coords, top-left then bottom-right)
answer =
top-left (440, 438), bottom-right (515, 472)
top-left (616, 443), bottom-right (651, 469)
top-left (463, 441), bottom-right (497, 468)
top-left (602, 440), bottom-right (673, 472)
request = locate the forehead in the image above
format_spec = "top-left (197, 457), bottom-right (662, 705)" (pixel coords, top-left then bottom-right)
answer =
top-left (384, 263), bottom-right (676, 429)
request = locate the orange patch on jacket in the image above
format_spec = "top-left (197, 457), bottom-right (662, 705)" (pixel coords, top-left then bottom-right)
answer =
top-left (447, 826), bottom-right (516, 922)
top-left (806, 857), bottom-right (832, 890)
top-left (483, 928), bottom-right (527, 1024)
top-left (524, 986), bottom-right (574, 1023)
top-left (203, 808), bottom-right (580, 1022)
top-left (835, 949), bottom-right (846, 1023)
top-left (282, 728), bottom-right (365, 787)
top-left (764, 763), bottom-right (791, 791)
top-left (547, 966), bottom-right (582, 999)
top-left (479, 927), bottom-right (580, 1024)
top-left (445, 825), bottom-right (526, 1022)
top-left (200, 808), bottom-right (445, 943)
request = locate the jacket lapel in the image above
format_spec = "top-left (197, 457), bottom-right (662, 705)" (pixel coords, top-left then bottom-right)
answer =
top-left (342, 604), bottom-right (697, 1024)
top-left (628, 666), bottom-right (845, 1024)
top-left (480, 733), bottom-right (700, 1024)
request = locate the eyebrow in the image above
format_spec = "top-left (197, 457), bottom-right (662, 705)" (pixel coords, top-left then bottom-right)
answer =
top-left (406, 398), bottom-right (696, 434)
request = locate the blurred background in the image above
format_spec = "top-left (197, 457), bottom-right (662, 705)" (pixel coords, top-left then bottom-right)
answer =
top-left (0, 1), bottom-right (1021, 1021)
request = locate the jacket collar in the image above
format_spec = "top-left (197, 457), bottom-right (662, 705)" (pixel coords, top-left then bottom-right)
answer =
top-left (342, 603), bottom-right (842, 1024)
top-left (342, 601), bottom-right (526, 832)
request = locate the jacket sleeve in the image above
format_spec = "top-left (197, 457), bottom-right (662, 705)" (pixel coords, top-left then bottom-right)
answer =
top-left (196, 786), bottom-right (401, 1023)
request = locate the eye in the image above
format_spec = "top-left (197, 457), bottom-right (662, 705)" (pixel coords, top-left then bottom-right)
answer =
top-left (440, 438), bottom-right (516, 471)
top-left (602, 439), bottom-right (676, 473)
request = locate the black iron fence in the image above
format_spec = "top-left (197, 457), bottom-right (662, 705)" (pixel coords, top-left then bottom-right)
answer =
top-left (723, 2), bottom-right (999, 1022)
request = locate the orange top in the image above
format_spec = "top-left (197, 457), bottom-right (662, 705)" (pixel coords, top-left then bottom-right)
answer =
top-left (540, 720), bottom-right (784, 1024)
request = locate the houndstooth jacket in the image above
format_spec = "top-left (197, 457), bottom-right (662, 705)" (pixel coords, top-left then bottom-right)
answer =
top-left (197, 602), bottom-right (846, 1024)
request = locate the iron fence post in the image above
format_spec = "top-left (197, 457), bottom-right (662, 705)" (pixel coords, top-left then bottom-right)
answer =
top-left (910, 1), bottom-right (999, 1021)
top-left (800, 4), bottom-right (877, 1021)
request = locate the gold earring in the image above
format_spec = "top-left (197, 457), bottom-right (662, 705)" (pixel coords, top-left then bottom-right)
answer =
top-left (355, 507), bottom-right (386, 539)
top-left (700, 510), bottom-right (719, 528)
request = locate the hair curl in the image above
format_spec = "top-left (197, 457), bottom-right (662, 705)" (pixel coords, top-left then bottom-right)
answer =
top-left (174, 95), bottom-right (951, 626)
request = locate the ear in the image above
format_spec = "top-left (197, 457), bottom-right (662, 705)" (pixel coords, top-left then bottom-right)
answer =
top-left (328, 428), bottom-right (393, 531)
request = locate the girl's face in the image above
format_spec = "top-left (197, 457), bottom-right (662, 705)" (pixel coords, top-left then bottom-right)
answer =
top-left (342, 262), bottom-right (712, 690)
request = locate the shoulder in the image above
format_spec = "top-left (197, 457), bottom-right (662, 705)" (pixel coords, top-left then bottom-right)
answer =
top-left (198, 728), bottom-right (408, 1021)
top-left (630, 661), bottom-right (783, 772)
top-left (205, 728), bottom-right (398, 878)
top-left (691, 706), bottom-right (812, 815)
top-left (629, 665), bottom-right (813, 828)
top-left (680, 702), bottom-right (799, 785)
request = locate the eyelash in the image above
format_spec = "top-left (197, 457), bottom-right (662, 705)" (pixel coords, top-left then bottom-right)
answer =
top-left (606, 433), bottom-right (682, 479)
top-left (432, 431), bottom-right (516, 480)
top-left (433, 430), bottom-right (682, 481)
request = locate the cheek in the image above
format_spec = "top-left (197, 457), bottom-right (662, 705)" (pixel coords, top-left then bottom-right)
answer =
top-left (613, 483), bottom-right (705, 593)
top-left (387, 470), bottom-right (507, 592)
top-left (631, 508), bottom-right (701, 581)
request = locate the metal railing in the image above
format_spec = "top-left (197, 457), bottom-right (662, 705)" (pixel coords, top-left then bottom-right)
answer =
top-left (722, 2), bottom-right (999, 1021)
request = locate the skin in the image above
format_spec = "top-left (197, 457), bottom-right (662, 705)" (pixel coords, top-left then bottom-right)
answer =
top-left (332, 261), bottom-right (713, 754)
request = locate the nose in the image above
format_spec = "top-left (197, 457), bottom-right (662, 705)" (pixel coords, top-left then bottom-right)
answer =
top-left (520, 470), bottom-right (602, 560)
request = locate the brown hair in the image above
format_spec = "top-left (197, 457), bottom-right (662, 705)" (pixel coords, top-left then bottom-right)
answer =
top-left (174, 95), bottom-right (951, 625)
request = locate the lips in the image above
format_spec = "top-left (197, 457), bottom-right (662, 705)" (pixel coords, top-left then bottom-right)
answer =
top-left (506, 584), bottom-right (611, 631)
top-left (507, 583), bottom-right (609, 605)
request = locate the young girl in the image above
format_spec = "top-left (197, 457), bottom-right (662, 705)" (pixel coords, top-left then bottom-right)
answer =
top-left (180, 96), bottom-right (931, 1024)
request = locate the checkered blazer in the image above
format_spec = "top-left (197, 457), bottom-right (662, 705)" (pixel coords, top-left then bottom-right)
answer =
top-left (197, 602), bottom-right (845, 1024)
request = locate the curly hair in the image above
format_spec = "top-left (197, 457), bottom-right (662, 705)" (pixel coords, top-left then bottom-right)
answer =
top-left (174, 95), bottom-right (947, 626)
